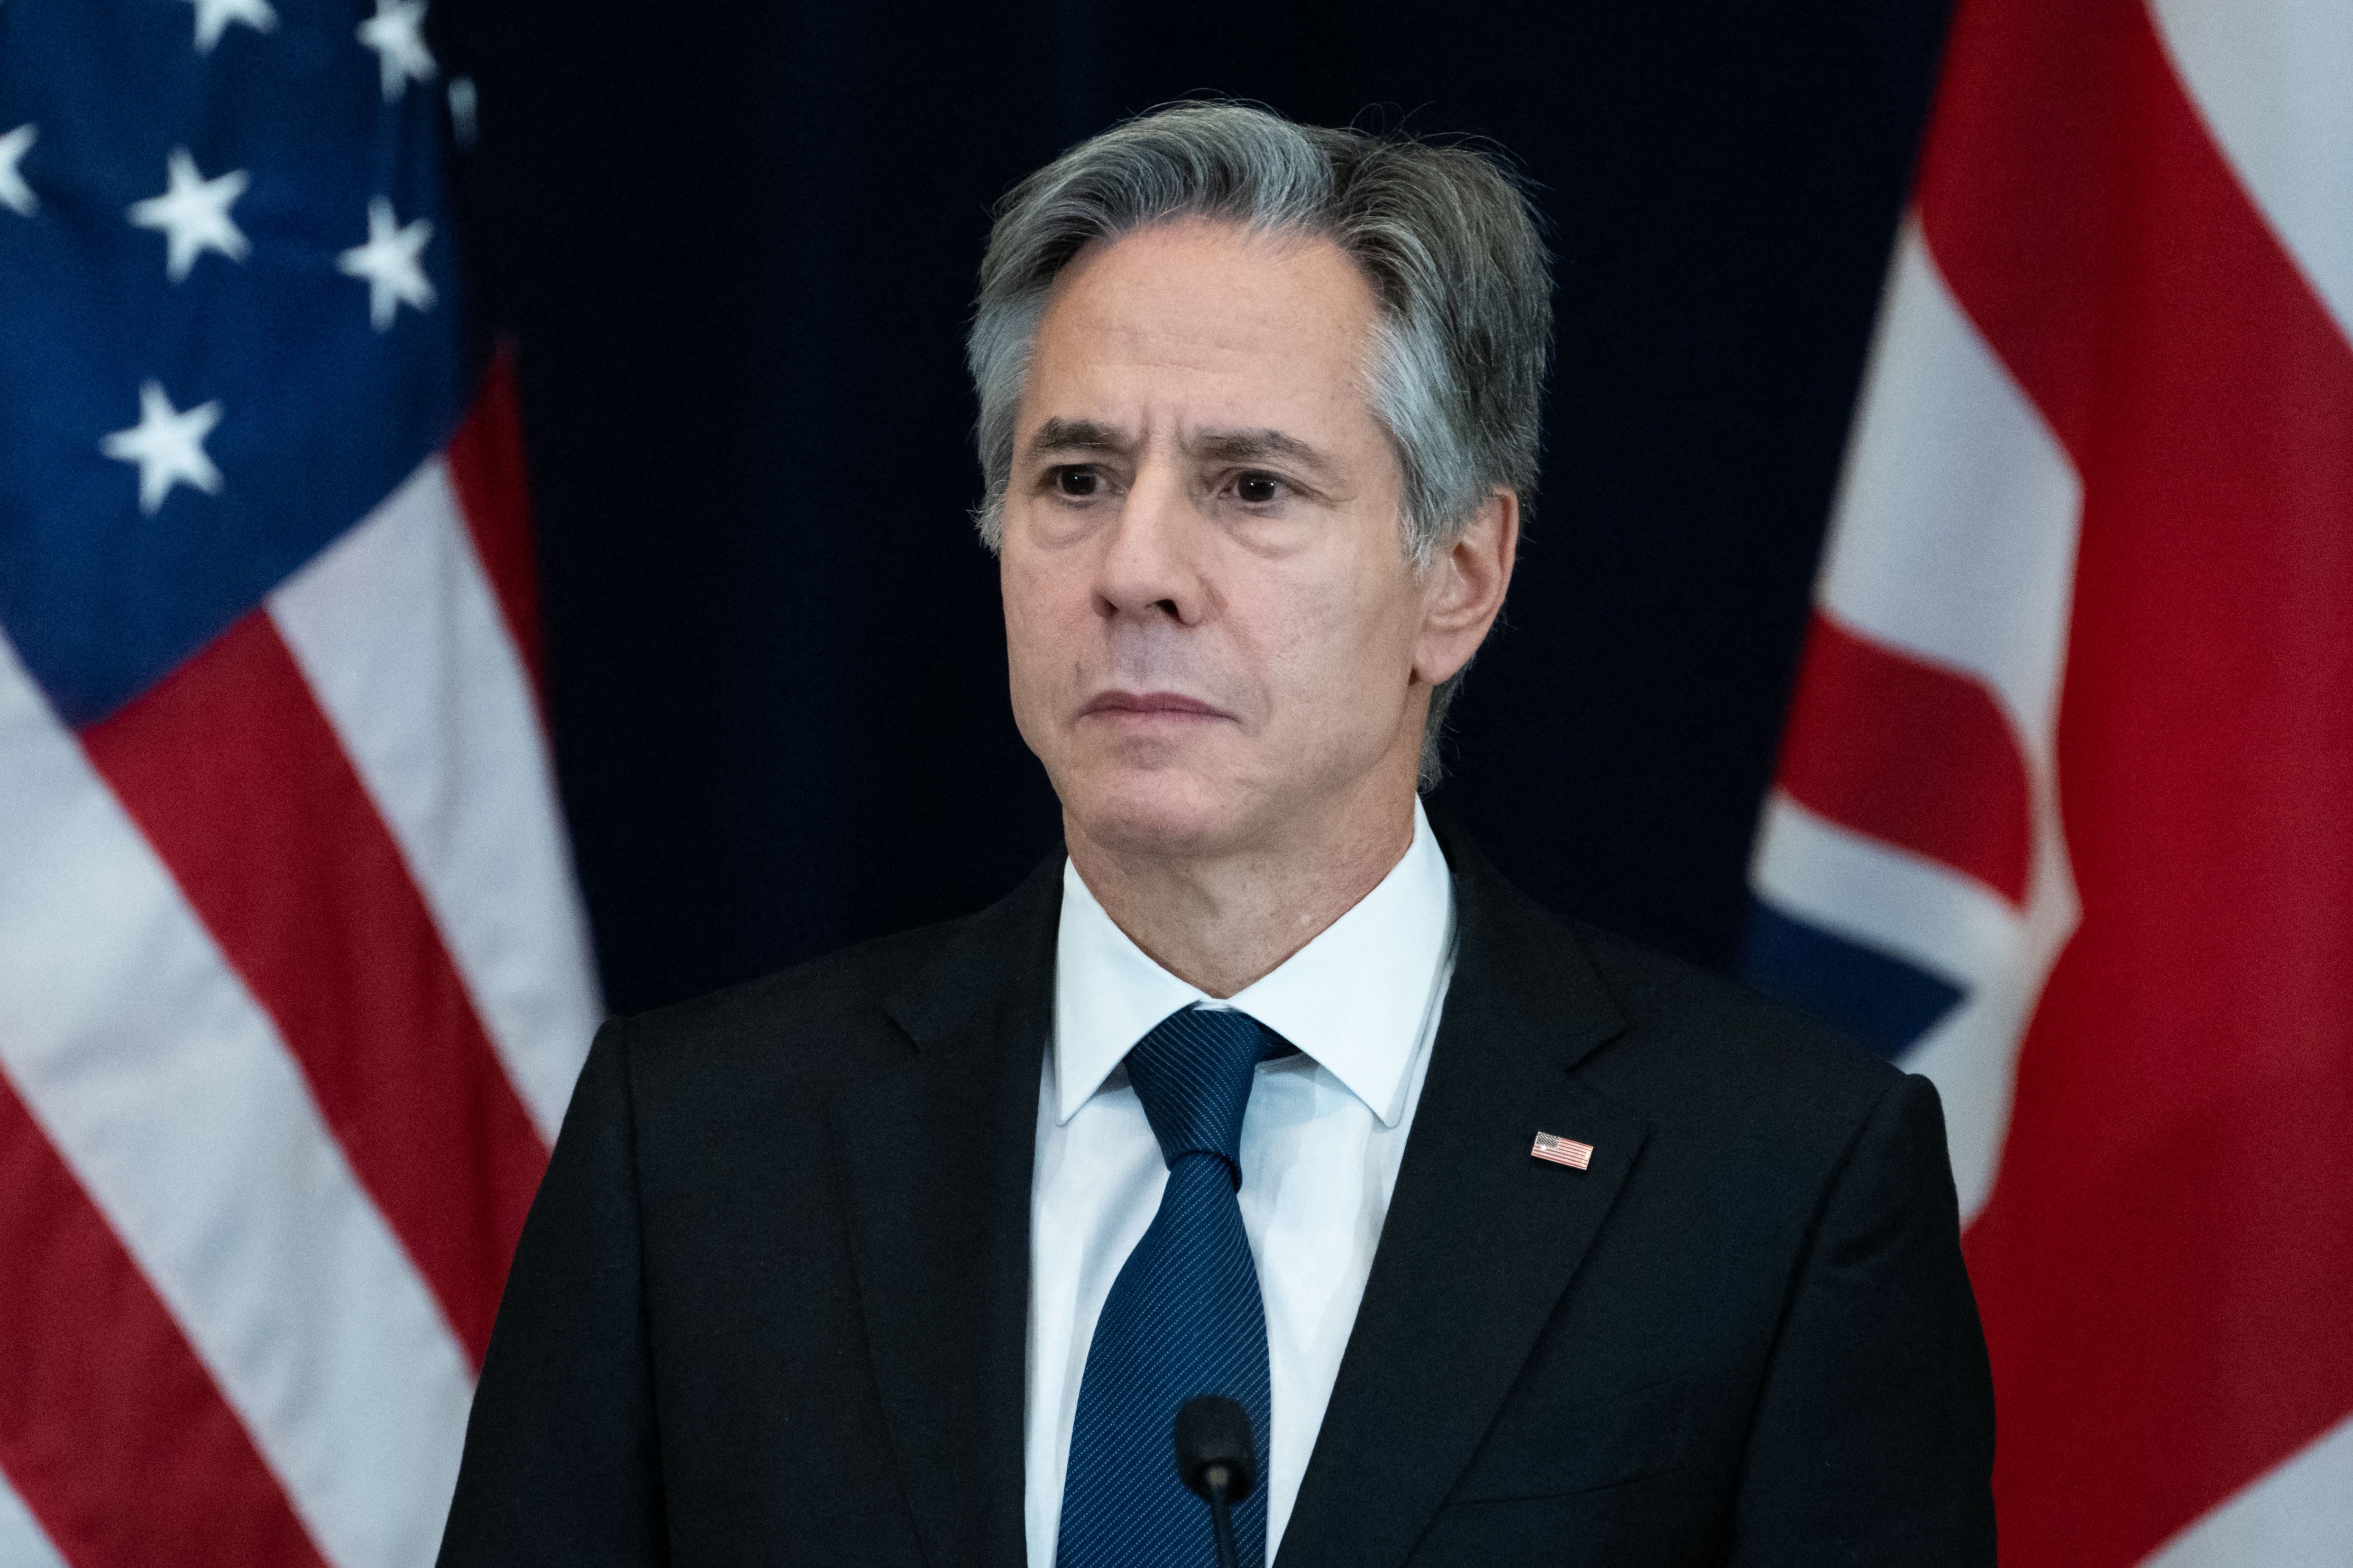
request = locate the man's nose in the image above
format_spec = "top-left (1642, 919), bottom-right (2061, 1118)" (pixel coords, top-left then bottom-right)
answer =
top-left (1093, 464), bottom-right (1206, 625)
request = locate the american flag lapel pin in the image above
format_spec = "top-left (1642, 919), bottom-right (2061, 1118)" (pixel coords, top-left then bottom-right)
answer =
top-left (1530, 1130), bottom-right (1594, 1171)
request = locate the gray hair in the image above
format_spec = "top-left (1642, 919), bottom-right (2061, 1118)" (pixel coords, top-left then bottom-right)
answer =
top-left (966, 101), bottom-right (1553, 788)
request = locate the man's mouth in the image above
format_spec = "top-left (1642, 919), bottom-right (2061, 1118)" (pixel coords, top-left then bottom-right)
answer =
top-left (1080, 690), bottom-right (1233, 722)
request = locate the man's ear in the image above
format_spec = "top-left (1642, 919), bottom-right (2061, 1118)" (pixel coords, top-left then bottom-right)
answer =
top-left (1412, 488), bottom-right (1519, 687)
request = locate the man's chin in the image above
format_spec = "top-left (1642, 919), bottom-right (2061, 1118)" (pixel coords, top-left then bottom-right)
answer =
top-left (1059, 779), bottom-right (1264, 864)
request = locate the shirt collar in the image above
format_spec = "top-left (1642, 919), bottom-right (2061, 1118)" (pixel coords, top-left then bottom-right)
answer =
top-left (1052, 798), bottom-right (1456, 1128)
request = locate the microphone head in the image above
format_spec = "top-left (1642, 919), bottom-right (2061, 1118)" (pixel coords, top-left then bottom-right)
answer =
top-left (1173, 1394), bottom-right (1258, 1503)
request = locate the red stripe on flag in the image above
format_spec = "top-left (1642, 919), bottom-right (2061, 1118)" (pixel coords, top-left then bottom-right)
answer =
top-left (0, 1077), bottom-right (330, 1568)
top-left (444, 349), bottom-right (548, 702)
top-left (1918, 0), bottom-right (2353, 1562)
top-left (1776, 611), bottom-right (2033, 904)
top-left (79, 612), bottom-right (550, 1367)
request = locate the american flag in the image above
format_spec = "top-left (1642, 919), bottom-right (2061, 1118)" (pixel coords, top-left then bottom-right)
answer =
top-left (1529, 1132), bottom-right (1593, 1172)
top-left (1746, 0), bottom-right (2353, 1561)
top-left (0, 2), bottom-right (600, 1564)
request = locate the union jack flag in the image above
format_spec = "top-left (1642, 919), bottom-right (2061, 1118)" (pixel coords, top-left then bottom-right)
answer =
top-left (0, 2), bottom-right (599, 1563)
top-left (1746, 0), bottom-right (2353, 1561)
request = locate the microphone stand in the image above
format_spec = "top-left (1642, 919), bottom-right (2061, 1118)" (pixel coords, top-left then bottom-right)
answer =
top-left (1174, 1395), bottom-right (1255, 1568)
top-left (1199, 1462), bottom-right (1241, 1568)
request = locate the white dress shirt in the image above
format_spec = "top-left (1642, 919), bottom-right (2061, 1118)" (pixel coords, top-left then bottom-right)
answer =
top-left (1025, 799), bottom-right (1457, 1566)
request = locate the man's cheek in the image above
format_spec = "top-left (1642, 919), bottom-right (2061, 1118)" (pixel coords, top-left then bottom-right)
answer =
top-left (1265, 587), bottom-right (1377, 696)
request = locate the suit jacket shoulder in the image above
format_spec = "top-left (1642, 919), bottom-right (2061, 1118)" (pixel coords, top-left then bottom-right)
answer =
top-left (1569, 916), bottom-right (1904, 1160)
top-left (1431, 822), bottom-right (1905, 1190)
top-left (618, 911), bottom-right (970, 1081)
top-left (611, 847), bottom-right (1063, 1122)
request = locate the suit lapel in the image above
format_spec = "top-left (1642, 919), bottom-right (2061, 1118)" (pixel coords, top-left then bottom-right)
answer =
top-left (1277, 831), bottom-right (1648, 1568)
top-left (831, 854), bottom-right (1062, 1568)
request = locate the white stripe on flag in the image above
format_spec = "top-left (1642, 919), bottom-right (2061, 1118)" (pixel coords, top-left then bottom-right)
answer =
top-left (1818, 218), bottom-right (2083, 759)
top-left (0, 1470), bottom-right (69, 1568)
top-left (1753, 793), bottom-right (2023, 982)
top-left (0, 633), bottom-right (475, 1568)
top-left (1750, 792), bottom-right (2076, 1223)
top-left (2140, 1410), bottom-right (2353, 1568)
top-left (270, 456), bottom-right (600, 1142)
top-left (2152, 0), bottom-right (2353, 348)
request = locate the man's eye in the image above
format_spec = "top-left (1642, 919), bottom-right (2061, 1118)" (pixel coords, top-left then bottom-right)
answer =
top-left (1054, 467), bottom-right (1100, 498)
top-left (1235, 473), bottom-right (1282, 504)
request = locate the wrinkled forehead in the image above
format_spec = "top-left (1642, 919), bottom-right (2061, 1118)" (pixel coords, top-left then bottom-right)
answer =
top-left (1017, 220), bottom-right (1390, 453)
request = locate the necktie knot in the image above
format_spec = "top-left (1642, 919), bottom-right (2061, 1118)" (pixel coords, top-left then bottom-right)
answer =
top-left (1124, 1005), bottom-right (1278, 1176)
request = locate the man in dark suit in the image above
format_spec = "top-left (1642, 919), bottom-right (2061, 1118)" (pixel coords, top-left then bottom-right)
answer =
top-left (439, 103), bottom-right (1994, 1567)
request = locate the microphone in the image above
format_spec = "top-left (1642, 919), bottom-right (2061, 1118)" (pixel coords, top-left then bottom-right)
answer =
top-left (1173, 1394), bottom-right (1257, 1568)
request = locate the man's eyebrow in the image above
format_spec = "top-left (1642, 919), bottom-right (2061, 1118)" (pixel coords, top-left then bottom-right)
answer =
top-left (1021, 420), bottom-right (1337, 477)
top-left (1184, 427), bottom-right (1336, 476)
top-left (1025, 417), bottom-right (1133, 458)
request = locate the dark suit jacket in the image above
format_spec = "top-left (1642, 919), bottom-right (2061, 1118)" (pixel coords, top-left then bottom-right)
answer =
top-left (438, 827), bottom-right (1995, 1567)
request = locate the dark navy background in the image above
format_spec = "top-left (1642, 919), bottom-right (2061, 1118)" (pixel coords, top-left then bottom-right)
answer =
top-left (429, 0), bottom-right (1957, 1015)
top-left (0, 0), bottom-right (465, 725)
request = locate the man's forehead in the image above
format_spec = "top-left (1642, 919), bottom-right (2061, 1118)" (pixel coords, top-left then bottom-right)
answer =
top-left (1031, 223), bottom-right (1379, 379)
top-left (1057, 216), bottom-right (1363, 300)
top-left (1015, 223), bottom-right (1389, 477)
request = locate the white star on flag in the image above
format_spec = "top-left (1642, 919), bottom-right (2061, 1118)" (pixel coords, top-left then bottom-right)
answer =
top-left (357, 0), bottom-right (436, 102)
top-left (0, 123), bottom-right (35, 218)
top-left (100, 381), bottom-right (225, 515)
top-left (182, 0), bottom-right (277, 54)
top-left (128, 148), bottom-right (251, 283)
top-left (338, 197), bottom-right (437, 330)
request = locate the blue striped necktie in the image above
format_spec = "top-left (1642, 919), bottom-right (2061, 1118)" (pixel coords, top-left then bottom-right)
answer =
top-left (1057, 1004), bottom-right (1283, 1568)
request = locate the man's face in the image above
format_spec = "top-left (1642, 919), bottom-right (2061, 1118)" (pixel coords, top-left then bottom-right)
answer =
top-left (999, 219), bottom-right (1465, 862)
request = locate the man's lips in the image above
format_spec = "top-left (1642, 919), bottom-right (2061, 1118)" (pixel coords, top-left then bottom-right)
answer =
top-left (1079, 690), bottom-right (1234, 721)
